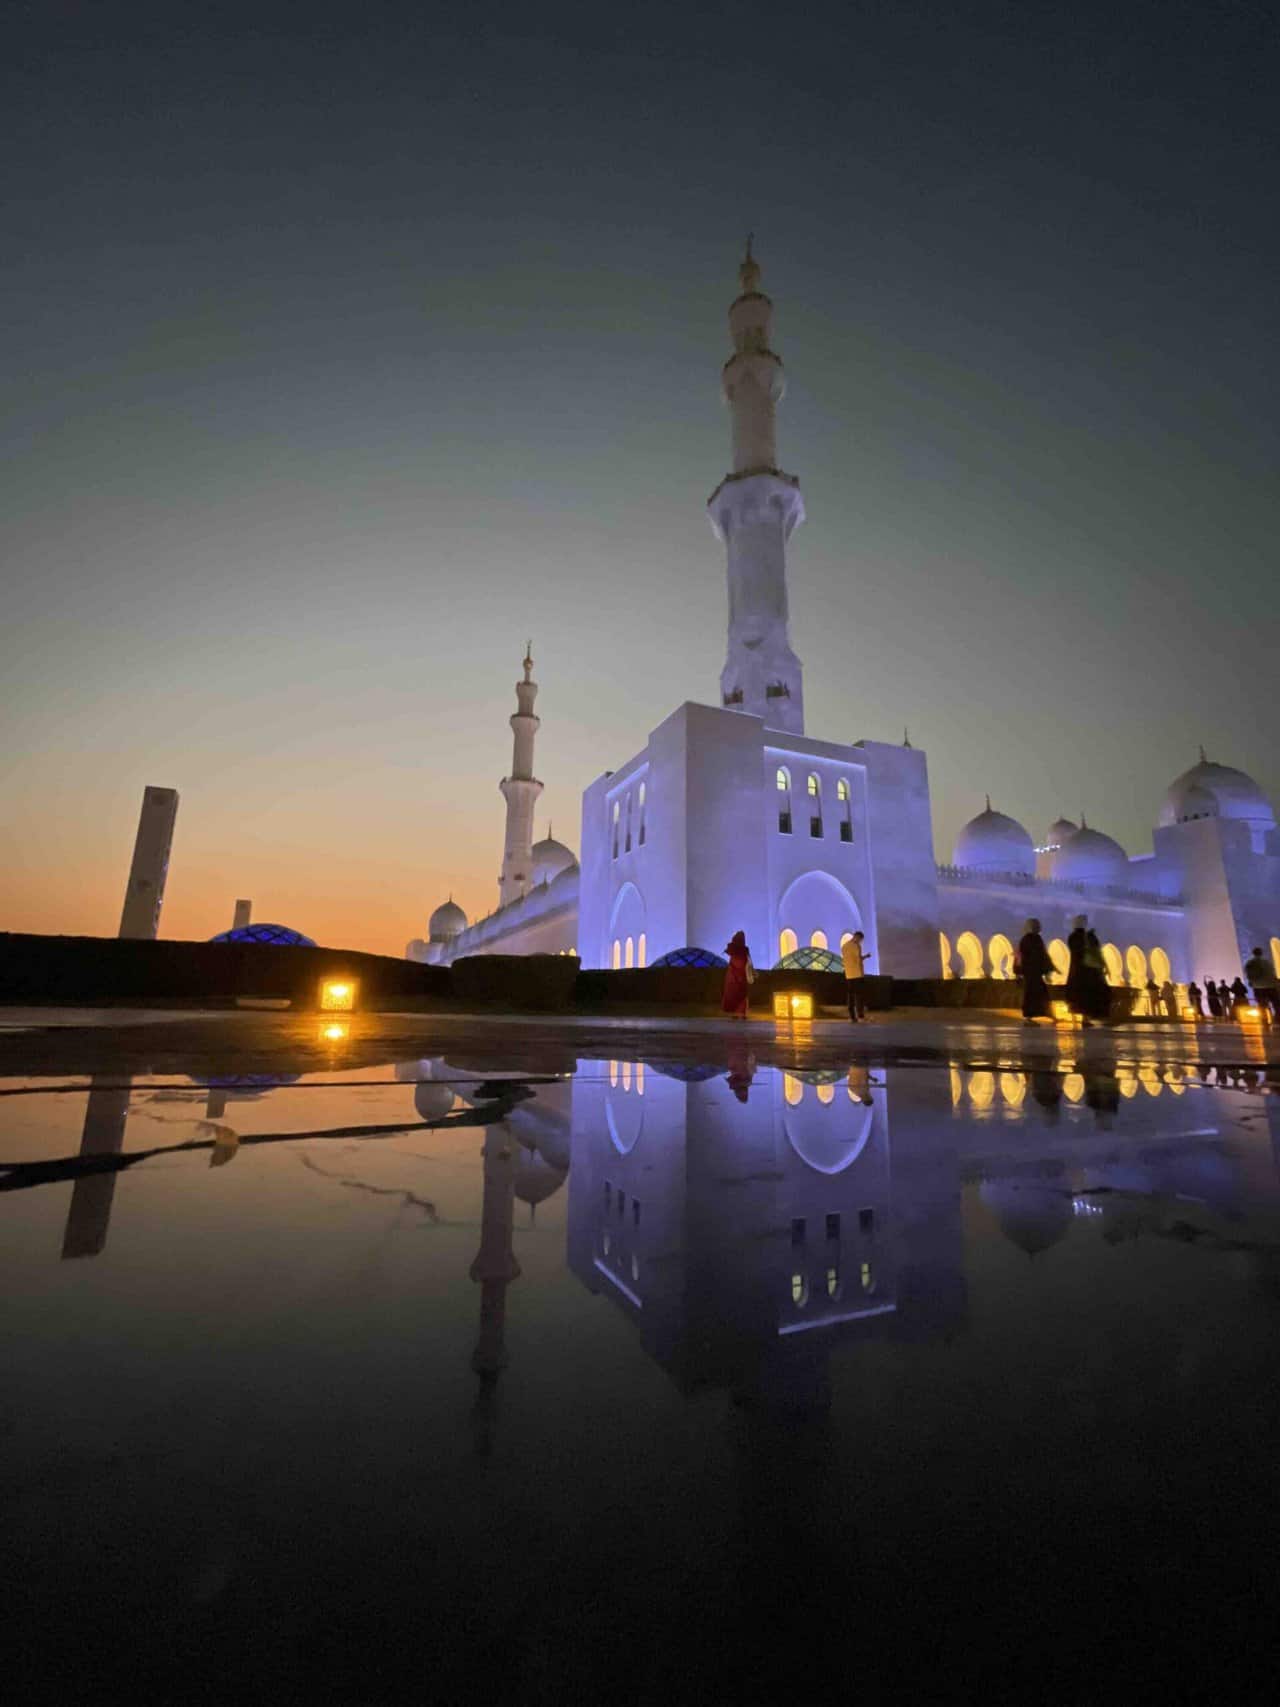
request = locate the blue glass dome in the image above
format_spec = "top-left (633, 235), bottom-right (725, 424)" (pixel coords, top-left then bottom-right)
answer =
top-left (208, 922), bottom-right (316, 947)
top-left (773, 946), bottom-right (843, 973)
top-left (650, 946), bottom-right (728, 968)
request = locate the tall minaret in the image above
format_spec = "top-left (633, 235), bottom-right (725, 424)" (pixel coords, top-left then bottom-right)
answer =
top-left (497, 643), bottom-right (544, 907)
top-left (707, 239), bottom-right (806, 735)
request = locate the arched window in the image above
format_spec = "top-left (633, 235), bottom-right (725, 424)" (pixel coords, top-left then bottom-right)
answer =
top-left (956, 931), bottom-right (984, 979)
top-left (609, 1060), bottom-right (618, 1086)
top-left (621, 1060), bottom-right (632, 1092)
top-left (807, 773), bottom-right (823, 838)
top-left (816, 1079), bottom-right (835, 1106)
top-left (1126, 944), bottom-right (1148, 989)
top-left (837, 777), bottom-right (853, 842)
top-left (1102, 943), bottom-right (1124, 986)
top-left (779, 927), bottom-right (798, 960)
top-left (612, 938), bottom-right (621, 970)
top-left (783, 1072), bottom-right (804, 1106)
top-left (826, 1267), bottom-right (841, 1299)
top-left (625, 935), bottom-right (634, 969)
top-left (810, 929), bottom-right (828, 951)
top-left (624, 793), bottom-right (633, 853)
top-left (939, 932), bottom-right (954, 979)
top-left (638, 781), bottom-right (646, 847)
top-left (776, 766), bottom-right (792, 835)
top-left (1001, 1072), bottom-right (1026, 1108)
top-left (1048, 938), bottom-right (1070, 983)
top-left (637, 932), bottom-right (647, 968)
top-left (842, 931), bottom-right (855, 948)
top-left (1272, 938), bottom-right (1280, 978)
top-left (988, 933), bottom-right (1014, 979)
top-left (1150, 946), bottom-right (1171, 986)
top-left (611, 800), bottom-right (620, 859)
top-left (860, 1261), bottom-right (876, 1294)
top-left (636, 1061), bottom-right (645, 1097)
top-left (791, 1272), bottom-right (809, 1306)
top-left (967, 1071), bottom-right (995, 1109)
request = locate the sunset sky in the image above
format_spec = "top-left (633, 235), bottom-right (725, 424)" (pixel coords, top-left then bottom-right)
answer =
top-left (4, 0), bottom-right (1277, 957)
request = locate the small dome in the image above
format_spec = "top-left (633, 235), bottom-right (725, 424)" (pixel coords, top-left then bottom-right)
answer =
top-left (980, 1181), bottom-right (1071, 1258)
top-left (1054, 824), bottom-right (1129, 885)
top-left (1159, 756), bottom-right (1276, 830)
top-left (513, 1147), bottom-right (568, 1208)
top-left (428, 899), bottom-right (468, 942)
top-left (952, 802), bottom-right (1036, 876)
top-left (530, 835), bottom-right (577, 887)
top-left (1045, 817), bottom-right (1078, 847)
top-left (209, 922), bottom-right (315, 946)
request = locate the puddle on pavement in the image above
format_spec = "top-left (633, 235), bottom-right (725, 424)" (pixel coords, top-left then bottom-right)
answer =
top-left (4, 1047), bottom-right (1280, 1695)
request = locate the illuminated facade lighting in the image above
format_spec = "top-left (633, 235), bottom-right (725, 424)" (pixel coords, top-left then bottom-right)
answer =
top-left (773, 990), bottom-right (814, 1020)
top-left (319, 979), bottom-right (357, 1012)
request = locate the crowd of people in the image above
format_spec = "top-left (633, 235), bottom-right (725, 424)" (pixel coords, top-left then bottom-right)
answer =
top-left (1016, 916), bottom-right (1278, 1027)
top-left (717, 918), bottom-right (1278, 1026)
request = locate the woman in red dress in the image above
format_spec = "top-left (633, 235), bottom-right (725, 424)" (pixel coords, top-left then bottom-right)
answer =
top-left (722, 931), bottom-right (753, 1018)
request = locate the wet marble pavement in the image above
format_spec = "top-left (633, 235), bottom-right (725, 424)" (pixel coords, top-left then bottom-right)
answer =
top-left (4, 1023), bottom-right (1280, 1699)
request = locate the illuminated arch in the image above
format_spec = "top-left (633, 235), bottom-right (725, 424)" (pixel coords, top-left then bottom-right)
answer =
top-left (810, 929), bottom-right (828, 951)
top-left (612, 939), bottom-right (621, 970)
top-left (988, 933), bottom-right (1015, 979)
top-left (608, 881), bottom-right (646, 969)
top-left (1150, 947), bottom-right (1171, 985)
top-left (779, 927), bottom-right (798, 960)
top-left (940, 932), bottom-right (955, 979)
top-left (1102, 943), bottom-right (1124, 986)
top-left (776, 869), bottom-right (861, 960)
top-left (1001, 1072), bottom-right (1026, 1108)
top-left (1126, 945), bottom-right (1148, 989)
top-left (637, 932), bottom-right (647, 968)
top-left (1271, 938), bottom-right (1280, 977)
top-left (968, 1071), bottom-right (995, 1109)
top-left (784, 1073), bottom-right (804, 1107)
top-left (624, 935), bottom-right (634, 969)
top-left (1063, 1073), bottom-right (1085, 1103)
top-left (956, 931), bottom-right (985, 979)
top-left (1048, 939), bottom-right (1069, 982)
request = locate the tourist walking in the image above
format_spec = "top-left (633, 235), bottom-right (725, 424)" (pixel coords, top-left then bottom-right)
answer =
top-left (1229, 976), bottom-right (1250, 1017)
top-left (1066, 915), bottom-right (1110, 1026)
top-left (1161, 979), bottom-right (1178, 1019)
top-left (1014, 918), bottom-right (1052, 1023)
top-left (1186, 980), bottom-right (1204, 1019)
top-left (1205, 978), bottom-right (1223, 1020)
top-left (1244, 947), bottom-right (1279, 1021)
top-left (842, 929), bottom-right (871, 1022)
top-left (1145, 976), bottom-right (1160, 1018)
top-left (721, 931), bottom-right (753, 1018)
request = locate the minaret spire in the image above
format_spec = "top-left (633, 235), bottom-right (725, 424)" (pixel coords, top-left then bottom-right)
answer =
top-left (707, 241), bottom-right (806, 735)
top-left (498, 645), bottom-right (544, 907)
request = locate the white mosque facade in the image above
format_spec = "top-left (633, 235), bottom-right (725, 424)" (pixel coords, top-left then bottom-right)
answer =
top-left (408, 248), bottom-right (1280, 994)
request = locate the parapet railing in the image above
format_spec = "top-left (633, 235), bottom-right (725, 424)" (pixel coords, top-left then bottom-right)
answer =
top-left (935, 864), bottom-right (1182, 908)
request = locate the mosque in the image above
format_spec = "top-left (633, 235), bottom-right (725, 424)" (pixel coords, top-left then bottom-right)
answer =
top-left (408, 246), bottom-right (1280, 998)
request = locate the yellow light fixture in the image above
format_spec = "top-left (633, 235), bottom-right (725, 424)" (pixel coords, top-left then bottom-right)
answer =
top-left (319, 978), bottom-right (357, 1012)
top-left (320, 1021), bottom-right (349, 1043)
top-left (773, 990), bottom-right (813, 1020)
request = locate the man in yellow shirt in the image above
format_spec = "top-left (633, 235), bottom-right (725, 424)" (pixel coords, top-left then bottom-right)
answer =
top-left (842, 930), bottom-right (871, 1022)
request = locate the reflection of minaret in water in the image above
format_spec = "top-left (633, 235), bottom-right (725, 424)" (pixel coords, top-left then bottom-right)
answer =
top-left (61, 1077), bottom-right (133, 1259)
top-left (497, 644), bottom-right (544, 908)
top-left (468, 1121), bottom-right (522, 1453)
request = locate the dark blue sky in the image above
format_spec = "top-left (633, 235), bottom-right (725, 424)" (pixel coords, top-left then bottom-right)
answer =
top-left (4, 0), bottom-right (1277, 951)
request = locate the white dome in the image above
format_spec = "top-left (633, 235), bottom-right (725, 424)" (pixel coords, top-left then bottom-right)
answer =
top-left (1045, 817), bottom-right (1078, 847)
top-left (1158, 756), bottom-right (1275, 830)
top-left (1054, 824), bottom-right (1129, 884)
top-left (530, 835), bottom-right (577, 887)
top-left (952, 802), bottom-right (1035, 876)
top-left (428, 899), bottom-right (468, 942)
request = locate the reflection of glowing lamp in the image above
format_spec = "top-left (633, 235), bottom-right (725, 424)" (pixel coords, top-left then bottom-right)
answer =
top-left (1182, 1007), bottom-right (1199, 1022)
top-left (320, 979), bottom-right (356, 1012)
top-left (773, 990), bottom-right (813, 1020)
top-left (1242, 1006), bottom-right (1263, 1025)
top-left (320, 1021), bottom-right (349, 1043)
top-left (1051, 1000), bottom-right (1073, 1024)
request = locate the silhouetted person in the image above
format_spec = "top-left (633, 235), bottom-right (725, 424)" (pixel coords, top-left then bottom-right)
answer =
top-left (1015, 917), bottom-right (1052, 1023)
top-left (1244, 946), bottom-right (1279, 1021)
top-left (1229, 976), bottom-right (1250, 1016)
top-left (1186, 981), bottom-right (1204, 1019)
top-left (1030, 1069), bottom-right (1062, 1121)
top-left (1205, 979), bottom-right (1223, 1020)
top-left (1145, 976), bottom-right (1160, 1018)
top-left (1066, 915), bottom-right (1109, 1026)
top-left (1161, 979), bottom-right (1178, 1019)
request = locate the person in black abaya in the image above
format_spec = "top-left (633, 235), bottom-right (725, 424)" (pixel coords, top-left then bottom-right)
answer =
top-left (1015, 917), bottom-right (1053, 1023)
top-left (1066, 914), bottom-right (1110, 1026)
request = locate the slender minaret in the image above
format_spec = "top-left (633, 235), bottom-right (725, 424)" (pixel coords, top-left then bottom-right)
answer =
top-left (497, 644), bottom-right (544, 907)
top-left (707, 239), bottom-right (806, 735)
top-left (118, 786), bottom-right (179, 938)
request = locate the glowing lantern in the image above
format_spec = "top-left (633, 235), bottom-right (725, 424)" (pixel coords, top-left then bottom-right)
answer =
top-left (773, 990), bottom-right (814, 1020)
top-left (319, 978), bottom-right (357, 1012)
